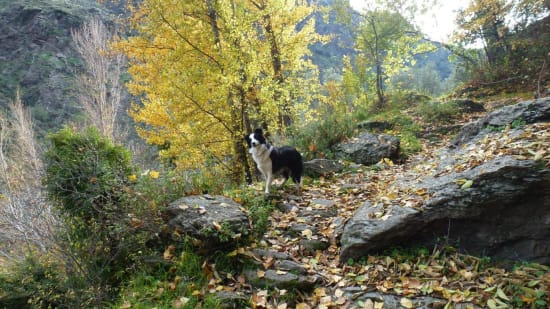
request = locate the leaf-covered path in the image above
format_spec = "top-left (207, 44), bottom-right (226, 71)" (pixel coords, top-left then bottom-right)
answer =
top-left (227, 113), bottom-right (550, 308)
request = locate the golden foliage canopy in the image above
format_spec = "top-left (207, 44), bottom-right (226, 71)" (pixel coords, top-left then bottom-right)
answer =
top-left (115, 0), bottom-right (327, 175)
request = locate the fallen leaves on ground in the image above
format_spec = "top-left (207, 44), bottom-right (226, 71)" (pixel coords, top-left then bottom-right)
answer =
top-left (160, 120), bottom-right (550, 308)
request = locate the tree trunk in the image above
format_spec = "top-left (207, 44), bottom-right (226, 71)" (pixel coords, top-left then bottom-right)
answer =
top-left (368, 16), bottom-right (385, 110)
top-left (263, 14), bottom-right (292, 129)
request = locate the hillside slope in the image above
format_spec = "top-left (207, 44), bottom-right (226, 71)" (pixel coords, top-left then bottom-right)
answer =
top-left (0, 0), bottom-right (113, 134)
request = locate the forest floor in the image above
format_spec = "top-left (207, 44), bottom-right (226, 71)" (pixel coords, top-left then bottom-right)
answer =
top-left (212, 97), bottom-right (550, 309)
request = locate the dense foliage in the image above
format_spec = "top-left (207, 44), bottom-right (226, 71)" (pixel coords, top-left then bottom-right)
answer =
top-left (115, 0), bottom-right (327, 184)
top-left (41, 127), bottom-right (162, 307)
top-left (454, 0), bottom-right (550, 94)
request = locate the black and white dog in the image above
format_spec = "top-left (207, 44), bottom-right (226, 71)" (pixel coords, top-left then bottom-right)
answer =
top-left (245, 128), bottom-right (303, 194)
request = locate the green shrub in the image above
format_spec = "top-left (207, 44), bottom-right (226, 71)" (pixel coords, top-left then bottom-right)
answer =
top-left (115, 243), bottom-right (235, 309)
top-left (290, 112), bottom-right (356, 160)
top-left (416, 100), bottom-right (462, 123)
top-left (0, 255), bottom-right (71, 308)
top-left (398, 130), bottom-right (423, 157)
top-left (368, 111), bottom-right (422, 158)
top-left (43, 127), bottom-right (162, 306)
top-left (44, 126), bottom-right (133, 219)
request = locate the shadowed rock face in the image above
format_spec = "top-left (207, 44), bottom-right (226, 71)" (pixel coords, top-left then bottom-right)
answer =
top-left (341, 98), bottom-right (550, 264)
top-left (303, 158), bottom-right (344, 177)
top-left (336, 132), bottom-right (400, 165)
top-left (341, 157), bottom-right (550, 263)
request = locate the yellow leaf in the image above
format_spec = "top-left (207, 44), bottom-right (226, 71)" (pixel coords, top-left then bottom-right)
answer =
top-left (173, 297), bottom-right (190, 309)
top-left (533, 150), bottom-right (545, 161)
top-left (163, 245), bottom-right (175, 260)
top-left (130, 218), bottom-right (144, 228)
top-left (212, 221), bottom-right (222, 230)
top-left (296, 303), bottom-right (312, 309)
top-left (191, 290), bottom-right (202, 296)
top-left (461, 179), bottom-right (473, 189)
top-left (301, 228), bottom-right (313, 239)
top-left (400, 297), bottom-right (414, 309)
top-left (149, 170), bottom-right (160, 179)
top-left (120, 301), bottom-right (131, 309)
top-left (128, 174), bottom-right (137, 182)
top-left (168, 282), bottom-right (176, 291)
top-left (459, 270), bottom-right (473, 280)
top-left (314, 287), bottom-right (326, 297)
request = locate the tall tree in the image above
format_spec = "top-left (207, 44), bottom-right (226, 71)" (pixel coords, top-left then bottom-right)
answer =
top-left (455, 0), bottom-right (512, 66)
top-left (336, 0), bottom-right (434, 110)
top-left (115, 0), bottom-right (324, 183)
top-left (72, 18), bottom-right (126, 141)
top-left (0, 90), bottom-right (56, 260)
top-left (454, 0), bottom-right (549, 89)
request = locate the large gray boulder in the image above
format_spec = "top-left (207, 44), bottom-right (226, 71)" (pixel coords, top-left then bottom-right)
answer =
top-left (340, 156), bottom-right (550, 263)
top-left (336, 132), bottom-right (400, 165)
top-left (167, 195), bottom-right (250, 252)
top-left (303, 158), bottom-right (344, 177)
top-left (341, 98), bottom-right (550, 264)
top-left (451, 97), bottom-right (550, 146)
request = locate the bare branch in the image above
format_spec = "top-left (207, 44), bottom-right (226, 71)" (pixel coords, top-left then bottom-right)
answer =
top-left (0, 91), bottom-right (57, 261)
top-left (72, 18), bottom-right (126, 141)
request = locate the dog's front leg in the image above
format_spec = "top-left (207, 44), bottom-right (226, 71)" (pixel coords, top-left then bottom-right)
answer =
top-left (265, 172), bottom-right (273, 194)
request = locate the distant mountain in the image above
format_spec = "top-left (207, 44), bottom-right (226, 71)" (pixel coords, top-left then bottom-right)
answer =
top-left (309, 0), bottom-right (455, 85)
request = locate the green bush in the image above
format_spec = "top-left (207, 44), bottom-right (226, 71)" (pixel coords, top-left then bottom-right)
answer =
top-left (0, 255), bottom-right (72, 308)
top-left (44, 126), bottom-right (133, 219)
top-left (290, 112), bottom-right (356, 161)
top-left (367, 111), bottom-right (422, 158)
top-left (43, 127), bottom-right (162, 306)
top-left (416, 100), bottom-right (462, 123)
top-left (227, 187), bottom-right (276, 240)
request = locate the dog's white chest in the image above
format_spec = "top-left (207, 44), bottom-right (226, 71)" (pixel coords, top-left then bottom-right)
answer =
top-left (250, 146), bottom-right (272, 175)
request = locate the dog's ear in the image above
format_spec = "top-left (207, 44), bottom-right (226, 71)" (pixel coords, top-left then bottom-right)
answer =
top-left (254, 128), bottom-right (263, 135)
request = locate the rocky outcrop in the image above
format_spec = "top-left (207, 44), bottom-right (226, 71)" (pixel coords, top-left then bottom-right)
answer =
top-left (343, 290), bottom-right (479, 309)
top-left (451, 97), bottom-right (550, 146)
top-left (167, 195), bottom-right (250, 252)
top-left (341, 156), bottom-right (550, 263)
top-left (303, 158), bottom-right (344, 177)
top-left (341, 98), bottom-right (550, 264)
top-left (336, 132), bottom-right (400, 165)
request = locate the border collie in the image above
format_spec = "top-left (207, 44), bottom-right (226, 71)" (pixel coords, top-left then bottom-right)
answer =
top-left (245, 128), bottom-right (303, 194)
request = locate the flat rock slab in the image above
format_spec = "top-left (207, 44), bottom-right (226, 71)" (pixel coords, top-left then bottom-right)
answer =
top-left (244, 269), bottom-right (319, 291)
top-left (341, 155), bottom-right (550, 263)
top-left (167, 195), bottom-right (249, 252)
top-left (304, 159), bottom-right (344, 177)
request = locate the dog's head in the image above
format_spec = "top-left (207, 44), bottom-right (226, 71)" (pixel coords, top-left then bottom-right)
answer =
top-left (245, 128), bottom-right (267, 149)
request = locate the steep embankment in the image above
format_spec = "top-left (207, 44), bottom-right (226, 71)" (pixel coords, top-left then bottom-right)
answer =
top-left (0, 0), bottom-right (112, 134)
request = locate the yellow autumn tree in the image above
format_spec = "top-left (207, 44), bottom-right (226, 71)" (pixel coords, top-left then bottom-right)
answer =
top-left (115, 0), bottom-right (326, 183)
